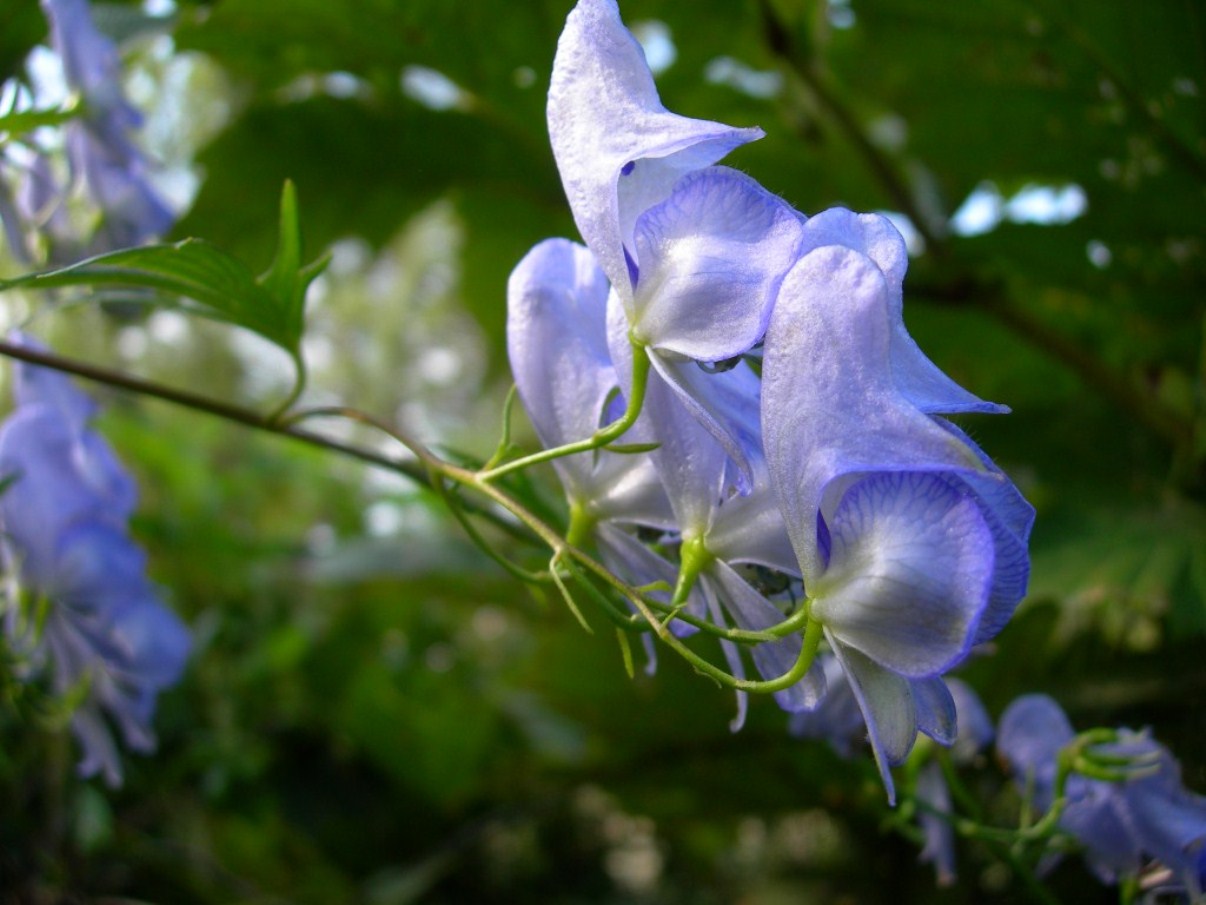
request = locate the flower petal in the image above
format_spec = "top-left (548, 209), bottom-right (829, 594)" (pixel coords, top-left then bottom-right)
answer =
top-left (912, 676), bottom-right (957, 746)
top-left (934, 420), bottom-right (1034, 644)
top-left (916, 762), bottom-right (957, 886)
top-left (996, 694), bottom-right (1076, 809)
top-left (798, 208), bottom-right (1004, 415)
top-left (648, 352), bottom-right (763, 494)
top-left (811, 472), bottom-right (993, 677)
top-left (829, 635), bottom-right (918, 805)
top-left (948, 678), bottom-right (994, 761)
top-left (629, 167), bottom-right (802, 359)
top-left (548, 0), bottom-right (761, 293)
top-left (762, 245), bottom-right (984, 580)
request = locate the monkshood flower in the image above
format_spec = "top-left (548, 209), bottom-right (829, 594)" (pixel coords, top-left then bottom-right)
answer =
top-left (548, 0), bottom-right (762, 297)
top-left (606, 327), bottom-right (821, 726)
top-left (0, 340), bottom-right (189, 786)
top-left (508, 237), bottom-right (682, 674)
top-left (506, 237), bottom-right (674, 538)
top-left (549, 0), bottom-right (802, 485)
top-left (762, 230), bottom-right (1034, 803)
top-left (42, 0), bottom-right (174, 253)
top-left (998, 694), bottom-right (1206, 899)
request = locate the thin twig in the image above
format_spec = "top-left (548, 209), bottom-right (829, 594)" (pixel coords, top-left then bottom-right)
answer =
top-left (0, 340), bottom-right (539, 544)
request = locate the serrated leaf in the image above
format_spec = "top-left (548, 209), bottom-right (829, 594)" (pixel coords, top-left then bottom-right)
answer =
top-left (0, 240), bottom-right (296, 349)
top-left (0, 184), bottom-right (325, 371)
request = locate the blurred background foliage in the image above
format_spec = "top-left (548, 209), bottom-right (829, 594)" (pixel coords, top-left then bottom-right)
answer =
top-left (1, 0), bottom-right (1204, 902)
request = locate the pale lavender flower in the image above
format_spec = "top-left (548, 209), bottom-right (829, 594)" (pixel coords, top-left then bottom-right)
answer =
top-left (761, 236), bottom-right (1033, 802)
top-left (998, 694), bottom-right (1206, 899)
top-left (41, 0), bottom-right (174, 253)
top-left (548, 0), bottom-right (762, 296)
top-left (0, 342), bottom-right (189, 786)
top-left (549, 1), bottom-right (803, 484)
top-left (506, 238), bottom-right (673, 533)
top-left (606, 325), bottom-right (822, 725)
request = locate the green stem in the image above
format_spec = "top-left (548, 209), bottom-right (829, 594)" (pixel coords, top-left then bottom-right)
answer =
top-left (0, 342), bottom-right (536, 545)
top-left (476, 339), bottom-right (651, 482)
top-left (565, 501), bottom-right (597, 551)
top-left (265, 349), bottom-right (309, 424)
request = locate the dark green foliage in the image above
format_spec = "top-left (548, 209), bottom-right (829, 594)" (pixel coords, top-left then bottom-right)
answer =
top-left (1, 0), bottom-right (1203, 902)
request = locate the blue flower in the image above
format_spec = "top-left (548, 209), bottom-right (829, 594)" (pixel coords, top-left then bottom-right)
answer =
top-left (548, 0), bottom-right (763, 298)
top-left (536, 1), bottom-right (1034, 807)
top-left (549, 1), bottom-right (803, 485)
top-left (41, 0), bottom-right (174, 253)
top-left (761, 228), bottom-right (1033, 803)
top-left (998, 694), bottom-right (1206, 899)
top-left (506, 238), bottom-right (674, 534)
top-left (0, 337), bottom-right (189, 786)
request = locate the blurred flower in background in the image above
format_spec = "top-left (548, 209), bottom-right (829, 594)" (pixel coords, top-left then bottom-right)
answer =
top-left (0, 334), bottom-right (189, 786)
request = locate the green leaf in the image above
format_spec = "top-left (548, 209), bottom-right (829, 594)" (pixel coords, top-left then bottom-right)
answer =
top-left (0, 183), bottom-right (325, 368)
top-left (0, 102), bottom-right (80, 140)
top-left (259, 180), bottom-right (329, 354)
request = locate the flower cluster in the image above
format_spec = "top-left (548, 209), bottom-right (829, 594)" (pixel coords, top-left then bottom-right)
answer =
top-left (0, 0), bottom-right (173, 265)
top-left (507, 0), bottom-right (1035, 804)
top-left (999, 694), bottom-right (1206, 900)
top-left (0, 334), bottom-right (189, 786)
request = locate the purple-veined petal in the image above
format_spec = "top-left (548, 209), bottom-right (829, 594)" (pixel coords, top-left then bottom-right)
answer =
top-left (810, 472), bottom-right (993, 678)
top-left (628, 167), bottom-right (802, 359)
top-left (799, 207), bottom-right (1004, 415)
top-left (829, 635), bottom-right (918, 805)
top-left (934, 420), bottom-right (1034, 644)
top-left (762, 245), bottom-right (984, 580)
top-left (548, 0), bottom-right (762, 294)
top-left (707, 560), bottom-right (823, 712)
